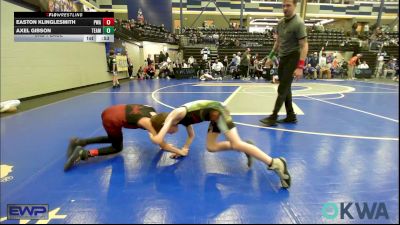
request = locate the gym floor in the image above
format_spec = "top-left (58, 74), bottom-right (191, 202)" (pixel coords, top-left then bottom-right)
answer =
top-left (1, 78), bottom-right (398, 223)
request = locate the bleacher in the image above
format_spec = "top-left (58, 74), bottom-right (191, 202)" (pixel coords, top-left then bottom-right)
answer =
top-left (113, 15), bottom-right (397, 80)
top-left (383, 45), bottom-right (399, 60)
top-left (183, 27), bottom-right (274, 47)
top-left (183, 27), bottom-right (347, 47)
top-left (181, 27), bottom-right (355, 63)
top-left (217, 47), bottom-right (270, 61)
top-left (308, 30), bottom-right (345, 47)
top-left (115, 19), bottom-right (178, 44)
top-left (183, 46), bottom-right (218, 62)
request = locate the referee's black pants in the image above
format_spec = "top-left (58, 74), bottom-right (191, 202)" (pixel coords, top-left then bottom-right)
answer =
top-left (272, 51), bottom-right (299, 117)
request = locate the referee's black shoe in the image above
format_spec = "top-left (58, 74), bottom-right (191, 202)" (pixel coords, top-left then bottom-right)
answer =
top-left (277, 114), bottom-right (297, 124)
top-left (259, 115), bottom-right (278, 127)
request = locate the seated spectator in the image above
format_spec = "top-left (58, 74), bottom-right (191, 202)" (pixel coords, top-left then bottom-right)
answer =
top-left (158, 61), bottom-right (171, 79)
top-left (384, 58), bottom-right (398, 78)
top-left (223, 55), bottom-right (229, 68)
top-left (211, 59), bottom-right (224, 77)
top-left (236, 52), bottom-right (241, 65)
top-left (358, 61), bottom-right (369, 69)
top-left (201, 47), bottom-right (210, 61)
top-left (188, 56), bottom-right (195, 67)
top-left (330, 56), bottom-right (342, 78)
top-left (318, 50), bottom-right (331, 79)
top-left (228, 54), bottom-right (238, 75)
top-left (144, 63), bottom-right (156, 79)
top-left (182, 60), bottom-right (189, 68)
top-left (271, 58), bottom-right (280, 84)
top-left (136, 66), bottom-right (144, 80)
top-left (254, 58), bottom-right (264, 80)
top-left (304, 64), bottom-right (317, 80)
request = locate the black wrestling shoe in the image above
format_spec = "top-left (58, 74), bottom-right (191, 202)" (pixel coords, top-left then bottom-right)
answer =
top-left (244, 140), bottom-right (254, 168)
top-left (277, 114), bottom-right (297, 124)
top-left (259, 115), bottom-right (278, 127)
top-left (64, 146), bottom-right (89, 171)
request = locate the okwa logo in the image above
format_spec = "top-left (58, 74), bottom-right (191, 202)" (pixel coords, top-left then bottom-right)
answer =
top-left (322, 202), bottom-right (389, 220)
top-left (0, 164), bottom-right (14, 183)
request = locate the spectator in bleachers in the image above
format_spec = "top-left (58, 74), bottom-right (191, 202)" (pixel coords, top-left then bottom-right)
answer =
top-left (251, 53), bottom-right (259, 64)
top-left (358, 61), bottom-right (369, 69)
top-left (370, 26), bottom-right (383, 41)
top-left (147, 54), bottom-right (153, 65)
top-left (212, 59), bottom-right (224, 77)
top-left (307, 52), bottom-right (319, 72)
top-left (223, 55), bottom-right (229, 68)
top-left (127, 53), bottom-right (134, 79)
top-left (160, 24), bottom-right (166, 32)
top-left (236, 52), bottom-right (241, 65)
top-left (213, 32), bottom-right (219, 45)
top-left (304, 64), bottom-right (317, 80)
top-left (144, 62), bottom-right (155, 79)
top-left (228, 54), bottom-right (238, 78)
top-left (159, 51), bottom-right (165, 63)
top-left (228, 54), bottom-right (238, 68)
top-left (172, 61), bottom-right (180, 75)
top-left (188, 56), bottom-right (195, 67)
top-left (158, 61), bottom-right (170, 79)
top-left (318, 48), bottom-right (331, 79)
top-left (331, 56), bottom-right (341, 78)
top-left (376, 53), bottom-right (385, 77)
top-left (136, 66), bottom-right (144, 80)
top-left (177, 51), bottom-right (183, 65)
top-left (364, 23), bottom-right (369, 35)
top-left (108, 50), bottom-right (120, 88)
top-left (326, 53), bottom-right (333, 64)
top-left (234, 39), bottom-right (240, 47)
top-left (254, 58), bottom-right (264, 80)
top-left (201, 47), bottom-right (210, 61)
top-left (182, 60), bottom-right (189, 68)
top-left (168, 34), bottom-right (175, 43)
top-left (383, 58), bottom-right (398, 78)
top-left (137, 8), bottom-right (144, 24)
top-left (271, 58), bottom-right (280, 84)
top-left (351, 22), bottom-right (358, 37)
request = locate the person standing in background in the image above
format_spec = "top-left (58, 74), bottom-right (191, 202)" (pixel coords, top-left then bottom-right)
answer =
top-left (108, 50), bottom-right (120, 88)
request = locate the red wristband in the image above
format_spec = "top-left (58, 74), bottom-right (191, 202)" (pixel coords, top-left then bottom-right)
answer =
top-left (297, 60), bottom-right (305, 69)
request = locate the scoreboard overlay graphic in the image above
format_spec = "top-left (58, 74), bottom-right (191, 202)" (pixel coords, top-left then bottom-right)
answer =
top-left (14, 12), bottom-right (114, 42)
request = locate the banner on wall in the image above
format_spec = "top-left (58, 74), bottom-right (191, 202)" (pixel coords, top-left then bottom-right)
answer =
top-left (116, 55), bottom-right (128, 72)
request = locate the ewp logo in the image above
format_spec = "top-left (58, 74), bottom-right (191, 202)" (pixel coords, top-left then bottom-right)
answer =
top-left (7, 204), bottom-right (49, 220)
top-left (322, 202), bottom-right (389, 220)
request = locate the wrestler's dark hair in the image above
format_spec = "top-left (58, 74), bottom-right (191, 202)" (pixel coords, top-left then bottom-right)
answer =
top-left (150, 113), bottom-right (169, 133)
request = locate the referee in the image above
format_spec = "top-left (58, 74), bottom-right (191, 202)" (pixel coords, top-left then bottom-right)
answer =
top-left (260, 0), bottom-right (308, 126)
